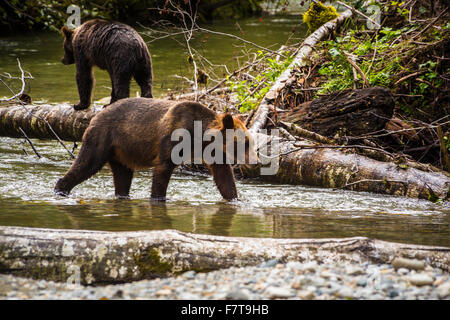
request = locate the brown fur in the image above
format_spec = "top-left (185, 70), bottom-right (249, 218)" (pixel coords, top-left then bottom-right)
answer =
top-left (61, 19), bottom-right (153, 110)
top-left (54, 98), bottom-right (256, 201)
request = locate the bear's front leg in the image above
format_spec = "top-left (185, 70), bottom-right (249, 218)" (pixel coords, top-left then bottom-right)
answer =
top-left (150, 162), bottom-right (176, 201)
top-left (74, 62), bottom-right (94, 110)
top-left (210, 164), bottom-right (238, 201)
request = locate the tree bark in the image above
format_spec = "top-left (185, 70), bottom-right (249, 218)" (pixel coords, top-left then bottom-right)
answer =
top-left (277, 87), bottom-right (395, 137)
top-left (0, 226), bottom-right (448, 285)
top-left (0, 103), bottom-right (101, 142)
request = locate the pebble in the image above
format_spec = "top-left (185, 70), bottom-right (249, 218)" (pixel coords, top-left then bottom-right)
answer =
top-left (337, 287), bottom-right (354, 299)
top-left (155, 289), bottom-right (172, 296)
top-left (225, 288), bottom-right (250, 300)
top-left (436, 282), bottom-right (450, 299)
top-left (397, 268), bottom-right (410, 275)
top-left (357, 278), bottom-right (367, 287)
top-left (264, 286), bottom-right (294, 299)
top-left (346, 266), bottom-right (365, 276)
top-left (391, 257), bottom-right (425, 271)
top-left (302, 261), bottom-right (318, 272)
top-left (408, 274), bottom-right (434, 286)
top-left (260, 259), bottom-right (278, 268)
top-left (0, 260), bottom-right (447, 300)
top-left (298, 290), bottom-right (315, 300)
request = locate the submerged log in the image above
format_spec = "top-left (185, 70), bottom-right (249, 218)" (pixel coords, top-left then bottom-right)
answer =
top-left (0, 226), bottom-right (448, 285)
top-left (277, 87), bottom-right (395, 137)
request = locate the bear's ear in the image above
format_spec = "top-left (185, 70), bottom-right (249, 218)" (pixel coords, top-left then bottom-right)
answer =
top-left (61, 26), bottom-right (73, 39)
top-left (222, 114), bottom-right (234, 130)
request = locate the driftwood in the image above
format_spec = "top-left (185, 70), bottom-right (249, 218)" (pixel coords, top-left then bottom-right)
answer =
top-left (251, 137), bottom-right (449, 199)
top-left (277, 87), bottom-right (395, 137)
top-left (0, 226), bottom-right (448, 285)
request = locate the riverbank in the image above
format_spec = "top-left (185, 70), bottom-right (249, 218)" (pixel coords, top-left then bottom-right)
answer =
top-left (1, 258), bottom-right (449, 300)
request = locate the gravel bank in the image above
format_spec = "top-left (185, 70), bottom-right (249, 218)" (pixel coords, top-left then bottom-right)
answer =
top-left (1, 259), bottom-right (449, 300)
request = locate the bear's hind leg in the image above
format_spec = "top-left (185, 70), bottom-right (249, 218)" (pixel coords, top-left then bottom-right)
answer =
top-left (110, 71), bottom-right (131, 103)
top-left (134, 67), bottom-right (153, 99)
top-left (150, 162), bottom-right (175, 201)
top-left (109, 160), bottom-right (134, 199)
top-left (74, 62), bottom-right (94, 110)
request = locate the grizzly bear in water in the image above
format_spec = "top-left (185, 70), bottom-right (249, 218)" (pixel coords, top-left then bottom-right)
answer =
top-left (61, 19), bottom-right (153, 110)
top-left (54, 98), bottom-right (258, 201)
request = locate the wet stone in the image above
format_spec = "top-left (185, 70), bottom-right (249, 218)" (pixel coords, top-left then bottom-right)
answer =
top-left (392, 258), bottom-right (425, 271)
top-left (264, 286), bottom-right (294, 299)
top-left (408, 274), bottom-right (434, 286)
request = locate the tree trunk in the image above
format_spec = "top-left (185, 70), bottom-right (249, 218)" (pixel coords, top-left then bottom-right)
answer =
top-left (0, 226), bottom-right (448, 285)
top-left (277, 87), bottom-right (395, 137)
top-left (0, 103), bottom-right (101, 142)
top-left (249, 136), bottom-right (449, 200)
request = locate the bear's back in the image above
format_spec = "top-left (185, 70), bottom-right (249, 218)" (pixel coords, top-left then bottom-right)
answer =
top-left (91, 97), bottom-right (216, 141)
top-left (73, 19), bottom-right (149, 68)
top-left (88, 98), bottom-right (218, 169)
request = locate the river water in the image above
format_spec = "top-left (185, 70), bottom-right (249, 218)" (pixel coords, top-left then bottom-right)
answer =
top-left (0, 17), bottom-right (449, 246)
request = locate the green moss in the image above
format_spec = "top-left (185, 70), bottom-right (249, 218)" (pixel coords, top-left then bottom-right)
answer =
top-left (134, 248), bottom-right (174, 277)
top-left (303, 1), bottom-right (339, 32)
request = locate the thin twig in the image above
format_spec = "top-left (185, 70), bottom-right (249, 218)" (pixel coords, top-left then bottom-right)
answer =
top-left (343, 53), bottom-right (370, 88)
top-left (19, 127), bottom-right (41, 158)
top-left (336, 1), bottom-right (381, 29)
top-left (340, 179), bottom-right (407, 190)
top-left (0, 60), bottom-right (75, 159)
top-left (1, 59), bottom-right (27, 101)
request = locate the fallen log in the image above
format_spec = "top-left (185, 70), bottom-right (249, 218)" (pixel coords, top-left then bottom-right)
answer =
top-left (243, 9), bottom-right (449, 200)
top-left (252, 137), bottom-right (449, 199)
top-left (0, 103), bottom-right (101, 142)
top-left (277, 87), bottom-right (395, 137)
top-left (0, 226), bottom-right (448, 285)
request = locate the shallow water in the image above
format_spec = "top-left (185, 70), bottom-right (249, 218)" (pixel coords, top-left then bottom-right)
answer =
top-left (0, 137), bottom-right (449, 246)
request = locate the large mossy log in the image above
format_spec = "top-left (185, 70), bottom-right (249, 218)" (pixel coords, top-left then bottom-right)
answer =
top-left (0, 226), bottom-right (448, 285)
top-left (277, 87), bottom-right (394, 137)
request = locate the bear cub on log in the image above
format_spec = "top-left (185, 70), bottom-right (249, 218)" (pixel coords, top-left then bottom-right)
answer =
top-left (61, 19), bottom-right (153, 110)
top-left (54, 98), bottom-right (258, 201)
